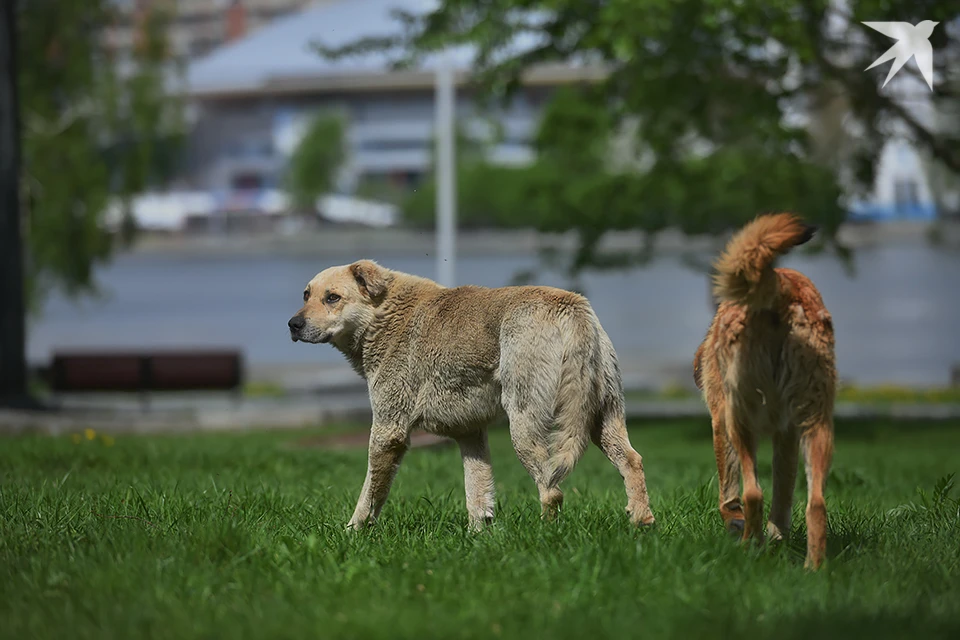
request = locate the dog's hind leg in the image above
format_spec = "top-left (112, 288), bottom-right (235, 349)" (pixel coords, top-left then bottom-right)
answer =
top-left (503, 375), bottom-right (563, 520)
top-left (456, 429), bottom-right (496, 530)
top-left (591, 403), bottom-right (655, 527)
top-left (505, 408), bottom-right (564, 519)
top-left (500, 317), bottom-right (568, 519)
top-left (516, 377), bottom-right (594, 520)
top-left (767, 427), bottom-right (800, 541)
top-left (710, 403), bottom-right (744, 535)
top-left (726, 404), bottom-right (764, 544)
top-left (500, 369), bottom-right (562, 518)
top-left (801, 419), bottom-right (833, 569)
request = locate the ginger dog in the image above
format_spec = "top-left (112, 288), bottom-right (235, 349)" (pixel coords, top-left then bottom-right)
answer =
top-left (693, 213), bottom-right (836, 569)
top-left (288, 260), bottom-right (655, 531)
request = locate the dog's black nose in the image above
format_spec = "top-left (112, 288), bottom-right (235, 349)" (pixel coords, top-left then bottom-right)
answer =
top-left (288, 315), bottom-right (305, 332)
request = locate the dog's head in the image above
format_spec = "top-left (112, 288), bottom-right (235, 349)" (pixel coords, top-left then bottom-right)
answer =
top-left (288, 260), bottom-right (389, 347)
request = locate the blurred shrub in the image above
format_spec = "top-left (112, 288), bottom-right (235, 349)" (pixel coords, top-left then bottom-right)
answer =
top-left (285, 113), bottom-right (346, 212)
top-left (402, 161), bottom-right (538, 230)
top-left (21, 0), bottom-right (183, 309)
top-left (402, 86), bottom-right (844, 280)
top-left (353, 177), bottom-right (410, 207)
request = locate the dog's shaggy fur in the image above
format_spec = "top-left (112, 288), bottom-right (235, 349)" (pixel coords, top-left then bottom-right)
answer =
top-left (289, 260), bottom-right (655, 531)
top-left (694, 213), bottom-right (836, 569)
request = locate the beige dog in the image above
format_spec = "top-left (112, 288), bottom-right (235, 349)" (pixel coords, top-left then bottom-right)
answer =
top-left (288, 260), bottom-right (655, 531)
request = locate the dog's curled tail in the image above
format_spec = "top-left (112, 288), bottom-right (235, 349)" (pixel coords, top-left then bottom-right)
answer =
top-left (712, 213), bottom-right (817, 308)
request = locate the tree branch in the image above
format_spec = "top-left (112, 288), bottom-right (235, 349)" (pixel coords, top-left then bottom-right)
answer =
top-left (801, 0), bottom-right (959, 174)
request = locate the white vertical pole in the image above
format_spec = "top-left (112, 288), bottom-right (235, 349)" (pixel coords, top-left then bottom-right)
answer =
top-left (435, 53), bottom-right (456, 288)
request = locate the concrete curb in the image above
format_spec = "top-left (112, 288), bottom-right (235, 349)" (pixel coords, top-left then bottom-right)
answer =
top-left (0, 399), bottom-right (372, 436)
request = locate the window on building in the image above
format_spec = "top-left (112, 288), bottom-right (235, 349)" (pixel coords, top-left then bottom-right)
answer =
top-left (232, 173), bottom-right (264, 191)
top-left (894, 179), bottom-right (919, 211)
top-left (388, 171), bottom-right (422, 188)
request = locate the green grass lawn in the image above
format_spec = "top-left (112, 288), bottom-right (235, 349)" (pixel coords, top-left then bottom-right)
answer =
top-left (1, 419), bottom-right (959, 640)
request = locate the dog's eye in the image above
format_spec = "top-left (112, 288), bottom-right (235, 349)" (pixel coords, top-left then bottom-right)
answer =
top-left (303, 290), bottom-right (309, 302)
top-left (325, 293), bottom-right (341, 304)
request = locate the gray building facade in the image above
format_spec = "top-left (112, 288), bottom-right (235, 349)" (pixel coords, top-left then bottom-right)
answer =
top-left (183, 0), bottom-right (602, 198)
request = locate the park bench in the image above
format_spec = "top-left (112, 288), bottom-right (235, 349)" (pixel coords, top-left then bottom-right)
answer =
top-left (45, 349), bottom-right (244, 408)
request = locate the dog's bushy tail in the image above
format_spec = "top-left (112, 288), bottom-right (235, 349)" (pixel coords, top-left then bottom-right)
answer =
top-left (543, 310), bottom-right (606, 489)
top-left (712, 213), bottom-right (817, 309)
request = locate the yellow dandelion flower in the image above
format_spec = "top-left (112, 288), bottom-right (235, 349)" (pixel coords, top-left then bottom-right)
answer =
top-left (71, 434), bottom-right (81, 445)
top-left (100, 434), bottom-right (115, 447)
top-left (84, 428), bottom-right (96, 441)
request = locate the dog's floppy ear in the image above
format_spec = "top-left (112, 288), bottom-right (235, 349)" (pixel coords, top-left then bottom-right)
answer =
top-left (349, 260), bottom-right (388, 301)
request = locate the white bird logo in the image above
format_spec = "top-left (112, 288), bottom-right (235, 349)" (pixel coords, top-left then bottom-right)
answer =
top-left (862, 21), bottom-right (939, 90)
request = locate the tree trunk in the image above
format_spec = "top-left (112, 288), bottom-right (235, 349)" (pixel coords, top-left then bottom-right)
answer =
top-left (0, 0), bottom-right (28, 406)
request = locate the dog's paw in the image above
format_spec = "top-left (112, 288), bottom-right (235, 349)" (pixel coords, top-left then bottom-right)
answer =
top-left (765, 521), bottom-right (788, 542)
top-left (345, 517), bottom-right (373, 532)
top-left (539, 508), bottom-right (562, 523)
top-left (628, 511), bottom-right (656, 528)
top-left (627, 504), bottom-right (656, 528)
top-left (467, 515), bottom-right (496, 533)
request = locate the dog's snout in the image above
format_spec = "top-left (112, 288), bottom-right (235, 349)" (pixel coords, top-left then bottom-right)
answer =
top-left (288, 315), bottom-right (305, 332)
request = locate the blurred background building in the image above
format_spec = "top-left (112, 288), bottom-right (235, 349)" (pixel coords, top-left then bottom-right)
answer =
top-left (14, 0), bottom-right (960, 395)
top-left (157, 0), bottom-right (608, 229)
top-left (104, 0), bottom-right (945, 233)
top-left (104, 0), bottom-right (315, 62)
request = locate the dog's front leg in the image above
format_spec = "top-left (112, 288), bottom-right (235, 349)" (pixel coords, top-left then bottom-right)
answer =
top-left (456, 429), bottom-right (496, 530)
top-left (347, 424), bottom-right (410, 530)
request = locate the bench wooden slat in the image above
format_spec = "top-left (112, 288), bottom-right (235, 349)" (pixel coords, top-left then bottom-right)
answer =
top-left (150, 354), bottom-right (242, 391)
top-left (49, 350), bottom-right (243, 393)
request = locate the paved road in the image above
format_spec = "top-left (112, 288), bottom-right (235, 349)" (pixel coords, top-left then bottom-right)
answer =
top-left (28, 241), bottom-right (960, 386)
